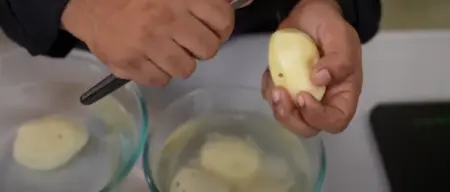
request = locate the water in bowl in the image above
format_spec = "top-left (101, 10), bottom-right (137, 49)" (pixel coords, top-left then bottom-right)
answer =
top-left (0, 82), bottom-right (136, 192)
top-left (154, 112), bottom-right (315, 192)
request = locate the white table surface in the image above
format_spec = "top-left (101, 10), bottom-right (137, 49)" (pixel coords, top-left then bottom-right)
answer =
top-left (2, 30), bottom-right (450, 192)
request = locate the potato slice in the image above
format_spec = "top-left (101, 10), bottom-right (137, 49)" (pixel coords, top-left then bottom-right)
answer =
top-left (170, 167), bottom-right (231, 192)
top-left (13, 115), bottom-right (89, 171)
top-left (199, 134), bottom-right (262, 182)
top-left (268, 28), bottom-right (326, 101)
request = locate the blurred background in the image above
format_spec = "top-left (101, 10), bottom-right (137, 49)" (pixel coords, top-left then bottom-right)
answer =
top-left (1, 0), bottom-right (450, 37)
top-left (0, 1), bottom-right (450, 192)
top-left (382, 0), bottom-right (450, 29)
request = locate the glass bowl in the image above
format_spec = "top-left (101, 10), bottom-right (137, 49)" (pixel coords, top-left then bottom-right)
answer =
top-left (143, 86), bottom-right (326, 192)
top-left (0, 48), bottom-right (148, 192)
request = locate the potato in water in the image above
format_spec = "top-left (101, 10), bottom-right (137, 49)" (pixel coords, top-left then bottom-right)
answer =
top-left (170, 167), bottom-right (231, 192)
top-left (199, 134), bottom-right (262, 183)
top-left (13, 115), bottom-right (89, 170)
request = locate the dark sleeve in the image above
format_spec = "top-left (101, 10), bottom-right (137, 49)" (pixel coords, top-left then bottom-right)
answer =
top-left (233, 0), bottom-right (382, 44)
top-left (339, 0), bottom-right (382, 43)
top-left (0, 0), bottom-right (79, 57)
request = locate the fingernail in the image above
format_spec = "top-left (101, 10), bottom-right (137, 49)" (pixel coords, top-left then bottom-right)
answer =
top-left (272, 90), bottom-right (281, 104)
top-left (315, 69), bottom-right (331, 85)
top-left (297, 95), bottom-right (305, 107)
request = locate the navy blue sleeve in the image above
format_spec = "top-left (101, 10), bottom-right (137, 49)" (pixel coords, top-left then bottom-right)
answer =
top-left (0, 0), bottom-right (79, 57)
top-left (340, 0), bottom-right (382, 43)
top-left (0, 0), bottom-right (381, 58)
top-left (233, 0), bottom-right (382, 44)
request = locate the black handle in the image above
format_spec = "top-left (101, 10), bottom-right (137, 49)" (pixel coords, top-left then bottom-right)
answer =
top-left (80, 74), bottom-right (129, 105)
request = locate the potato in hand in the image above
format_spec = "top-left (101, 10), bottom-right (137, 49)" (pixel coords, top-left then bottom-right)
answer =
top-left (268, 28), bottom-right (326, 101)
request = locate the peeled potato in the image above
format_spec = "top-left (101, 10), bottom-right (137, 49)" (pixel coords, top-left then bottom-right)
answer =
top-left (268, 28), bottom-right (326, 101)
top-left (13, 115), bottom-right (89, 171)
top-left (170, 167), bottom-right (231, 192)
top-left (199, 134), bottom-right (262, 182)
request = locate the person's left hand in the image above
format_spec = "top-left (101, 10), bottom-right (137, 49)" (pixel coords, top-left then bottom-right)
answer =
top-left (261, 0), bottom-right (362, 137)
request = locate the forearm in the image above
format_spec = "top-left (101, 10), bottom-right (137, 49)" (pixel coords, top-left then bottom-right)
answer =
top-left (0, 0), bottom-right (79, 57)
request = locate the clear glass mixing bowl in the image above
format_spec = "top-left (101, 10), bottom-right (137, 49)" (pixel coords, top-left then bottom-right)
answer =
top-left (143, 86), bottom-right (326, 192)
top-left (0, 48), bottom-right (149, 192)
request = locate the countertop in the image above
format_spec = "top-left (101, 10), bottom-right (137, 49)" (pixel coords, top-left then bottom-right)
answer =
top-left (2, 30), bottom-right (450, 192)
top-left (140, 30), bottom-right (450, 192)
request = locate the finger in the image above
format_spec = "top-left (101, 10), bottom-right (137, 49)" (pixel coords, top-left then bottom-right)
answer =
top-left (271, 88), bottom-right (320, 137)
top-left (107, 59), bottom-right (143, 80)
top-left (133, 58), bottom-right (171, 87)
top-left (145, 37), bottom-right (197, 79)
top-left (296, 89), bottom-right (357, 133)
top-left (263, 70), bottom-right (320, 137)
top-left (278, 22), bottom-right (352, 86)
top-left (312, 52), bottom-right (355, 86)
top-left (279, 12), bottom-right (360, 85)
top-left (312, 22), bottom-right (361, 85)
top-left (171, 16), bottom-right (221, 60)
top-left (108, 60), bottom-right (154, 86)
top-left (188, 0), bottom-right (234, 42)
top-left (109, 66), bottom-right (133, 80)
top-left (261, 69), bottom-right (274, 100)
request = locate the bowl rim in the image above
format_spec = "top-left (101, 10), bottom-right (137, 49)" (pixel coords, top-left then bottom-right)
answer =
top-left (0, 48), bottom-right (150, 191)
top-left (102, 83), bottom-right (149, 192)
top-left (141, 86), bottom-right (326, 192)
top-left (65, 50), bottom-right (151, 192)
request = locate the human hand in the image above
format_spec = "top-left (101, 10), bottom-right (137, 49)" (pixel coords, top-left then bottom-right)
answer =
top-left (262, 0), bottom-right (362, 137)
top-left (61, 0), bottom-right (234, 86)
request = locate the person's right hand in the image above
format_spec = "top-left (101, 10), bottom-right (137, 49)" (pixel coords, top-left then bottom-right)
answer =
top-left (61, 0), bottom-right (235, 86)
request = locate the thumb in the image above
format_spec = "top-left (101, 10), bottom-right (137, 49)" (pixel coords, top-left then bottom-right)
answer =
top-left (278, 17), bottom-right (352, 86)
top-left (261, 69), bottom-right (275, 101)
top-left (312, 53), bottom-right (354, 86)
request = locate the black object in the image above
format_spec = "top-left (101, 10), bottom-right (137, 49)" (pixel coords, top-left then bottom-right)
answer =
top-left (0, 0), bottom-right (76, 57)
top-left (80, 74), bottom-right (129, 105)
top-left (370, 102), bottom-right (450, 192)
